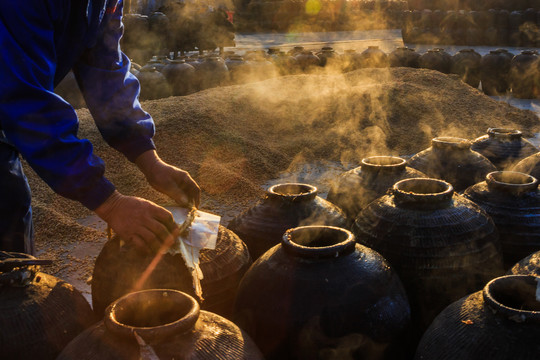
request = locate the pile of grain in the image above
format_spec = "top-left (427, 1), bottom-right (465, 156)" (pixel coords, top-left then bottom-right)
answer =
top-left (28, 67), bottom-right (539, 282)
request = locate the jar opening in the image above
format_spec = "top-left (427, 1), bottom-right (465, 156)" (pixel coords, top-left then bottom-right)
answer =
top-left (268, 183), bottom-right (317, 197)
top-left (487, 128), bottom-right (522, 139)
top-left (484, 276), bottom-right (540, 317)
top-left (362, 156), bottom-right (406, 169)
top-left (432, 137), bottom-right (471, 150)
top-left (113, 293), bottom-right (191, 328)
top-left (486, 171), bottom-right (538, 194)
top-left (395, 178), bottom-right (450, 195)
top-left (282, 226), bottom-right (355, 259)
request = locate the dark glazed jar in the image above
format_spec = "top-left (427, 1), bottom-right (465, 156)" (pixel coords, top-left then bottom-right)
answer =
top-left (91, 226), bottom-right (251, 319)
top-left (227, 183), bottom-right (347, 261)
top-left (415, 275), bottom-right (540, 360)
top-left (463, 171), bottom-right (540, 268)
top-left (341, 49), bottom-right (363, 72)
top-left (353, 178), bottom-right (504, 334)
top-left (135, 67), bottom-right (172, 100)
top-left (359, 46), bottom-right (389, 68)
top-left (294, 51), bottom-right (320, 73)
top-left (471, 128), bottom-right (539, 170)
top-left (419, 49), bottom-right (451, 74)
top-left (234, 226), bottom-right (411, 360)
top-left (480, 49), bottom-right (512, 95)
top-left (225, 55), bottom-right (251, 84)
top-left (408, 137), bottom-right (497, 192)
top-left (161, 59), bottom-right (196, 96)
top-left (0, 252), bottom-right (95, 360)
top-left (327, 156), bottom-right (426, 221)
top-left (451, 49), bottom-right (482, 88)
top-left (198, 55), bottom-right (229, 89)
top-left (388, 47), bottom-right (420, 68)
top-left (508, 250), bottom-right (540, 276)
top-left (510, 50), bottom-right (539, 99)
top-left (57, 290), bottom-right (263, 360)
top-left (512, 151), bottom-right (540, 180)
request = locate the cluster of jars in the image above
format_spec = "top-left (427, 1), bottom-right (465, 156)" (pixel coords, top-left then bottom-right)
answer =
top-left (403, 8), bottom-right (540, 46)
top-left (3, 128), bottom-right (540, 359)
top-left (237, 0), bottom-right (408, 32)
top-left (408, 0), bottom-right (540, 11)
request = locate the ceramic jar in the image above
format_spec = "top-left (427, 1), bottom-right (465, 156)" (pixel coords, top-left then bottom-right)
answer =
top-left (327, 156), bottom-right (426, 221)
top-left (359, 46), bottom-right (389, 68)
top-left (135, 67), bottom-right (172, 100)
top-left (415, 275), bottom-right (540, 360)
top-left (91, 226), bottom-right (251, 319)
top-left (508, 250), bottom-right (540, 276)
top-left (512, 152), bottom-right (540, 180)
top-left (463, 171), bottom-right (540, 268)
top-left (451, 49), bottom-right (482, 88)
top-left (198, 55), bottom-right (229, 89)
top-left (419, 49), bottom-right (451, 74)
top-left (227, 183), bottom-right (348, 261)
top-left (480, 49), bottom-right (512, 95)
top-left (0, 252), bottom-right (95, 360)
top-left (408, 137), bottom-right (497, 192)
top-left (57, 289), bottom-right (263, 360)
top-left (234, 226), bottom-right (411, 360)
top-left (161, 59), bottom-right (196, 96)
top-left (471, 128), bottom-right (539, 170)
top-left (388, 47), bottom-right (420, 68)
top-left (353, 178), bottom-right (504, 333)
top-left (509, 50), bottom-right (539, 99)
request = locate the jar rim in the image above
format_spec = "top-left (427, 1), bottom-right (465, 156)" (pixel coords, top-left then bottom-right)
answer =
top-left (487, 127), bottom-right (522, 139)
top-left (432, 137), bottom-right (471, 150)
top-left (282, 226), bottom-right (356, 259)
top-left (486, 171), bottom-right (538, 194)
top-left (104, 289), bottom-right (200, 343)
top-left (392, 178), bottom-right (454, 206)
top-left (361, 156), bottom-right (407, 171)
top-left (483, 275), bottom-right (540, 324)
top-left (266, 183), bottom-right (318, 202)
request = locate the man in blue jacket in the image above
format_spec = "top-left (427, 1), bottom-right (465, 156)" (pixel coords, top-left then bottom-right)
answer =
top-left (0, 0), bottom-right (200, 254)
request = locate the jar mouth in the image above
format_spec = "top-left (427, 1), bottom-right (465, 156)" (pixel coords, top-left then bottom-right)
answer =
top-left (487, 127), bottom-right (522, 140)
top-left (105, 289), bottom-right (200, 342)
top-left (486, 171), bottom-right (538, 194)
top-left (483, 275), bottom-right (540, 324)
top-left (361, 156), bottom-right (407, 171)
top-left (282, 226), bottom-right (356, 259)
top-left (393, 178), bottom-right (454, 206)
top-left (267, 183), bottom-right (318, 201)
top-left (432, 137), bottom-right (471, 150)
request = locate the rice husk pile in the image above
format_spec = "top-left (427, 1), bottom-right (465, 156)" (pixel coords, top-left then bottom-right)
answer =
top-left (28, 67), bottom-right (538, 288)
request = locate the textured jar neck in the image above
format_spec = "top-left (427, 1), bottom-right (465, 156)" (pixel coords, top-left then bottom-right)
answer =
top-left (487, 128), bottom-right (523, 141)
top-left (431, 137), bottom-right (471, 152)
top-left (361, 156), bottom-right (407, 174)
top-left (265, 183), bottom-right (318, 203)
top-left (392, 178), bottom-right (454, 209)
top-left (104, 289), bottom-right (200, 343)
top-left (486, 171), bottom-right (539, 195)
top-left (483, 275), bottom-right (540, 324)
top-left (282, 226), bottom-right (356, 259)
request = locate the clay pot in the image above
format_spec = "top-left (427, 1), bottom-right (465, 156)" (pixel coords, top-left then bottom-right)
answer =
top-left (316, 47), bottom-right (341, 70)
top-left (327, 156), bottom-right (426, 221)
top-left (471, 128), bottom-right (539, 170)
top-left (512, 151), bottom-right (540, 180)
top-left (419, 49), bottom-right (451, 74)
top-left (415, 275), bottom-right (540, 360)
top-left (508, 250), bottom-right (540, 276)
top-left (388, 47), bottom-right (421, 68)
top-left (57, 289), bottom-right (263, 360)
top-left (451, 49), bottom-right (482, 88)
top-left (463, 171), bottom-right (540, 268)
top-left (161, 59), bottom-right (196, 96)
top-left (510, 50), bottom-right (539, 99)
top-left (227, 183), bottom-right (348, 261)
top-left (294, 51), bottom-right (320, 73)
top-left (141, 58), bottom-right (167, 73)
top-left (480, 49), bottom-right (512, 95)
top-left (91, 226), bottom-right (251, 319)
top-left (353, 178), bottom-right (504, 334)
top-left (359, 46), bottom-right (389, 68)
top-left (270, 51), bottom-right (298, 75)
top-left (135, 67), bottom-right (172, 100)
top-left (408, 137), bottom-right (497, 192)
top-left (0, 252), bottom-right (95, 360)
top-left (341, 49), bottom-right (363, 72)
top-left (198, 55), bottom-right (229, 89)
top-left (225, 55), bottom-right (251, 84)
top-left (234, 226), bottom-right (411, 360)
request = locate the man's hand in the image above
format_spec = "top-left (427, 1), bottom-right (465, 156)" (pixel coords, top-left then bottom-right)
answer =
top-left (95, 191), bottom-right (178, 252)
top-left (135, 150), bottom-right (201, 208)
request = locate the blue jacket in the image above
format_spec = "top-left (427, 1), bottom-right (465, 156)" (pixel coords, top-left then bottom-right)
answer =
top-left (0, 0), bottom-right (156, 210)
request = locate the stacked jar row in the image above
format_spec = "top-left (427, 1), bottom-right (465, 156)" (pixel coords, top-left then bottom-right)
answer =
top-left (403, 8), bottom-right (540, 46)
top-left (129, 46), bottom-right (540, 101)
top-left (408, 0), bottom-right (540, 11)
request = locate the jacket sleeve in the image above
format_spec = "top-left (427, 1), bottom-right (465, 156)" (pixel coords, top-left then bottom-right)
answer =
top-left (74, 0), bottom-right (157, 163)
top-left (0, 1), bottom-right (115, 210)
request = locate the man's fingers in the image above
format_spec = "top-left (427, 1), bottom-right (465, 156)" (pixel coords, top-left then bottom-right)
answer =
top-left (151, 208), bottom-right (177, 233)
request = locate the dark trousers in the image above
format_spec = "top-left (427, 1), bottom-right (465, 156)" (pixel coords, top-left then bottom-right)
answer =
top-left (0, 140), bottom-right (34, 254)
